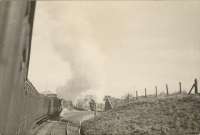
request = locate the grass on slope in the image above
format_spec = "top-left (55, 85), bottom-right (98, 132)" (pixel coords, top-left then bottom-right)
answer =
top-left (81, 95), bottom-right (200, 135)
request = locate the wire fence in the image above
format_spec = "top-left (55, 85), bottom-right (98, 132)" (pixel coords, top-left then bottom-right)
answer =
top-left (104, 78), bottom-right (199, 111)
top-left (123, 78), bottom-right (199, 104)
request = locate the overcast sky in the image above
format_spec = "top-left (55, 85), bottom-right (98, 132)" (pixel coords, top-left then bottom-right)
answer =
top-left (29, 1), bottom-right (200, 101)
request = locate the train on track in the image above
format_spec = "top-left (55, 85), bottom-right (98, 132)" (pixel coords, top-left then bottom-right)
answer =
top-left (23, 80), bottom-right (63, 134)
top-left (0, 1), bottom-right (62, 135)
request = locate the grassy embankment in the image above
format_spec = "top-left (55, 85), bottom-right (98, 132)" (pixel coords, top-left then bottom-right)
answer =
top-left (81, 94), bottom-right (200, 135)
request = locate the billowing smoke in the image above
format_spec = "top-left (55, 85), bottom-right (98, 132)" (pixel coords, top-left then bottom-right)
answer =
top-left (45, 4), bottom-right (106, 101)
top-left (55, 42), bottom-right (106, 101)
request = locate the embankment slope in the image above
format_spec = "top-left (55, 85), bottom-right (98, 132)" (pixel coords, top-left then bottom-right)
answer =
top-left (81, 95), bottom-right (200, 135)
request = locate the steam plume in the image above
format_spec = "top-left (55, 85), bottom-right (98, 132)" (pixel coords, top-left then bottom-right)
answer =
top-left (46, 5), bottom-right (106, 101)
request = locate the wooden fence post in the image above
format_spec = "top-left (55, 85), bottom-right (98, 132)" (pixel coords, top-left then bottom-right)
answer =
top-left (127, 93), bottom-right (130, 103)
top-left (155, 86), bottom-right (157, 97)
top-left (166, 84), bottom-right (169, 96)
top-left (136, 90), bottom-right (138, 99)
top-left (94, 105), bottom-right (97, 116)
top-left (179, 82), bottom-right (182, 94)
top-left (194, 78), bottom-right (198, 94)
top-left (188, 78), bottom-right (198, 94)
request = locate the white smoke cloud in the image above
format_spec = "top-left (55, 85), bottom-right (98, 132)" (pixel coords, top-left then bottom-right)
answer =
top-left (43, 4), bottom-right (106, 101)
top-left (55, 42), bottom-right (106, 101)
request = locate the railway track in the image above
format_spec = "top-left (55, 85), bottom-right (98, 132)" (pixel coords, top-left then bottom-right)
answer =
top-left (30, 110), bottom-right (94, 135)
top-left (32, 120), bottom-right (80, 135)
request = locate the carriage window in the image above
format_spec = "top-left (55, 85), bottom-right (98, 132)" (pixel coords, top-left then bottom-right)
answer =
top-left (22, 48), bottom-right (26, 62)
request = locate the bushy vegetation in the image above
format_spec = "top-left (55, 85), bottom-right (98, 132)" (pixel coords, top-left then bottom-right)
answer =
top-left (81, 95), bottom-right (200, 135)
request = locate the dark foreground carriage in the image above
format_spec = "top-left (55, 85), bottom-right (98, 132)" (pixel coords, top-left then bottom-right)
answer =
top-left (0, 1), bottom-right (62, 135)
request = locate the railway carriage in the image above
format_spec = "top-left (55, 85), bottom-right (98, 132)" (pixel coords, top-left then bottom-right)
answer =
top-left (0, 1), bottom-right (62, 134)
